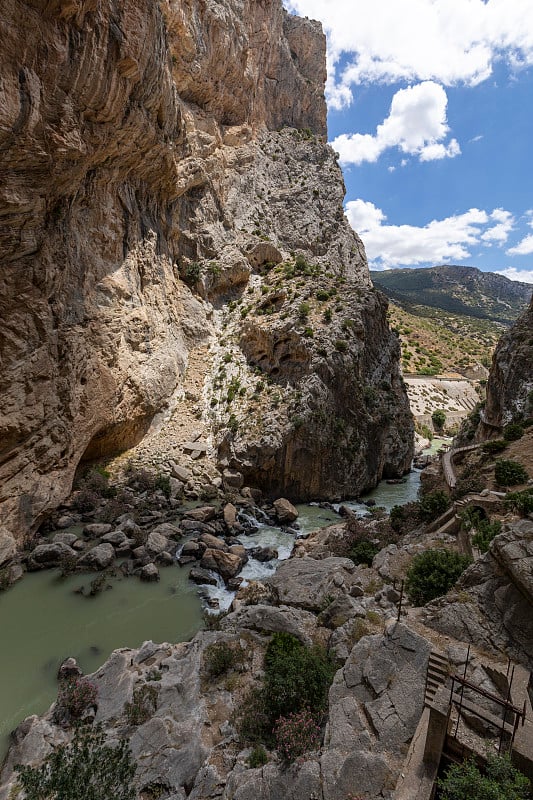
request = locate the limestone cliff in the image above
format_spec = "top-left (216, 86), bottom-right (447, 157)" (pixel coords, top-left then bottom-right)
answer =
top-left (483, 294), bottom-right (533, 430)
top-left (0, 0), bottom-right (412, 562)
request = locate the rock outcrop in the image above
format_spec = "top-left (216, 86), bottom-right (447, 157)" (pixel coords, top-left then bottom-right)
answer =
top-left (424, 520), bottom-right (533, 670)
top-left (483, 295), bottom-right (533, 429)
top-left (0, 0), bottom-right (412, 562)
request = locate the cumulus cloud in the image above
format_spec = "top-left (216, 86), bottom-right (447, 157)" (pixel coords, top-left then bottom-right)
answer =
top-left (507, 234), bottom-right (533, 256)
top-left (345, 200), bottom-right (518, 268)
top-left (331, 82), bottom-right (460, 165)
top-left (495, 268), bottom-right (533, 284)
top-left (284, 0), bottom-right (533, 108)
top-left (481, 209), bottom-right (515, 244)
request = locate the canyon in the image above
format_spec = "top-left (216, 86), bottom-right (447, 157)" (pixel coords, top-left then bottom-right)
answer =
top-left (0, 0), bottom-right (412, 567)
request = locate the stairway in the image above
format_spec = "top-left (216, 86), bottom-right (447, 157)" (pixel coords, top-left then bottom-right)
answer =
top-left (424, 651), bottom-right (450, 706)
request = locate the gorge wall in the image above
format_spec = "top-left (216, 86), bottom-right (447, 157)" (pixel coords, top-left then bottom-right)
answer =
top-left (0, 0), bottom-right (413, 563)
top-left (483, 295), bottom-right (533, 430)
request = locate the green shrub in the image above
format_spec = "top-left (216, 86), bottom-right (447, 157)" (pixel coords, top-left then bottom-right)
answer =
top-left (182, 261), bottom-right (201, 285)
top-left (349, 539), bottom-right (379, 566)
top-left (323, 308), bottom-right (332, 323)
top-left (504, 489), bottom-right (533, 517)
top-left (204, 642), bottom-right (238, 678)
top-left (405, 549), bottom-right (472, 606)
top-left (298, 302), bottom-right (310, 319)
top-left (419, 490), bottom-right (451, 521)
top-left (431, 409), bottom-right (446, 430)
top-left (494, 459), bottom-right (529, 487)
top-left (315, 289), bottom-right (330, 301)
top-left (438, 754), bottom-right (530, 800)
top-left (503, 423), bottom-right (524, 442)
top-left (124, 684), bottom-right (159, 726)
top-left (458, 507), bottom-right (485, 531)
top-left (247, 745), bottom-right (268, 768)
top-left (237, 632), bottom-right (335, 745)
top-left (472, 519), bottom-right (501, 553)
top-left (482, 439), bottom-right (508, 455)
top-left (15, 724), bottom-right (136, 800)
top-left (263, 633), bottom-right (335, 722)
top-left (334, 339), bottom-right (348, 352)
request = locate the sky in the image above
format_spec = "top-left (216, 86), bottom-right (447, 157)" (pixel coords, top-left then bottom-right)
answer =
top-left (283, 0), bottom-right (533, 283)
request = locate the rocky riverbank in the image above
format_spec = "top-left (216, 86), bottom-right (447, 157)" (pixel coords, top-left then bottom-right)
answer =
top-left (2, 488), bottom-right (532, 799)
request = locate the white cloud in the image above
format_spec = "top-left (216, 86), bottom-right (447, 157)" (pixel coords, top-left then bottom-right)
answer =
top-left (345, 200), bottom-right (518, 268)
top-left (507, 234), bottom-right (533, 256)
top-left (481, 209), bottom-right (515, 243)
top-left (331, 82), bottom-right (460, 165)
top-left (419, 138), bottom-right (461, 162)
top-left (284, 0), bottom-right (533, 107)
top-left (495, 268), bottom-right (533, 284)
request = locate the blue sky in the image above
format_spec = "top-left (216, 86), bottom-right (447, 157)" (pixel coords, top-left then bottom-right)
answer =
top-left (283, 0), bottom-right (533, 282)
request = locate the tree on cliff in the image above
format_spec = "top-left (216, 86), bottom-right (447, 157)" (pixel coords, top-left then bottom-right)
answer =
top-left (15, 724), bottom-right (136, 800)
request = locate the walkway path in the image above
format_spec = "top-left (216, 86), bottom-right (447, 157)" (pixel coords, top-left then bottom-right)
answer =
top-left (442, 443), bottom-right (480, 490)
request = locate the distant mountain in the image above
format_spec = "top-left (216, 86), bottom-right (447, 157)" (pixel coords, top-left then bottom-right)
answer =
top-left (370, 266), bottom-right (532, 377)
top-left (370, 265), bottom-right (532, 325)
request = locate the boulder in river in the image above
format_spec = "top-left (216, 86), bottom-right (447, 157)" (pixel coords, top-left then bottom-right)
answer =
top-left (200, 548), bottom-right (245, 582)
top-left (27, 542), bottom-right (77, 571)
top-left (83, 523), bottom-right (113, 537)
top-left (79, 543), bottom-right (114, 570)
top-left (273, 497), bottom-right (298, 524)
top-left (183, 506), bottom-right (217, 523)
top-left (140, 563), bottom-right (160, 582)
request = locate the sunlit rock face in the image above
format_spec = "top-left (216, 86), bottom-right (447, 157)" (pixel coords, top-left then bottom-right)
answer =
top-left (0, 0), bottom-right (412, 559)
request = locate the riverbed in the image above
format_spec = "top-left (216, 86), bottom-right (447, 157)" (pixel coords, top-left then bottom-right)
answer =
top-left (0, 448), bottom-right (445, 760)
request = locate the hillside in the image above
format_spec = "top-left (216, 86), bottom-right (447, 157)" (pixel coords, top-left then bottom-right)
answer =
top-left (372, 266), bottom-right (531, 377)
top-left (371, 265), bottom-right (531, 325)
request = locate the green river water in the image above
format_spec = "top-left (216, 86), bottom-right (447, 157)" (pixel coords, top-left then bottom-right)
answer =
top-left (0, 450), bottom-right (448, 760)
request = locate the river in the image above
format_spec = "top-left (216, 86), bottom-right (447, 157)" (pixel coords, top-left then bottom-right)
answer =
top-left (0, 442), bottom-right (446, 760)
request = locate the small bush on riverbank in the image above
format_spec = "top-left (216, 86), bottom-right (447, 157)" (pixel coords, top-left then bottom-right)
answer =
top-left (15, 724), bottom-right (136, 800)
top-left (53, 677), bottom-right (97, 723)
top-left (405, 549), bottom-right (472, 606)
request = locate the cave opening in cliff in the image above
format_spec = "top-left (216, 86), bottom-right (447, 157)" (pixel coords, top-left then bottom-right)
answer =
top-left (79, 416), bottom-right (155, 465)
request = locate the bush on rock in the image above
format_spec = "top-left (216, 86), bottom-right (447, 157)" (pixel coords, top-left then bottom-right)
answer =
top-left (405, 549), bottom-right (472, 606)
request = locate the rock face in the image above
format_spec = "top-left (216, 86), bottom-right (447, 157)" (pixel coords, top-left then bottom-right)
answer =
top-left (483, 295), bottom-right (533, 428)
top-left (0, 0), bottom-right (412, 561)
top-left (425, 520), bottom-right (533, 670)
top-left (0, 611), bottom-right (430, 800)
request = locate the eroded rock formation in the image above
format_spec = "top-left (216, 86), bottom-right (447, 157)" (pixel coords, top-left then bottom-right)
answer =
top-left (0, 0), bottom-right (412, 562)
top-left (425, 519), bottom-right (533, 670)
top-left (483, 295), bottom-right (533, 429)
